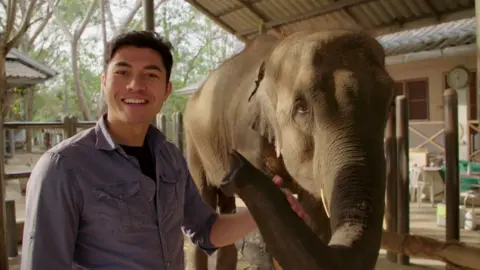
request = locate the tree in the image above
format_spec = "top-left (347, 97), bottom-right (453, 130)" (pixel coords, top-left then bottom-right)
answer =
top-left (0, 0), bottom-right (39, 267)
top-left (97, 0), bottom-right (144, 116)
top-left (47, 0), bottom-right (99, 120)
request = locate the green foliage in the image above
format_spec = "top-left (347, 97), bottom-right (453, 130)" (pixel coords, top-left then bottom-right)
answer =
top-left (9, 0), bottom-right (244, 123)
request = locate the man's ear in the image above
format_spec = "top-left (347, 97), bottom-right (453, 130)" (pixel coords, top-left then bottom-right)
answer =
top-left (101, 73), bottom-right (106, 89)
top-left (165, 81), bottom-right (173, 97)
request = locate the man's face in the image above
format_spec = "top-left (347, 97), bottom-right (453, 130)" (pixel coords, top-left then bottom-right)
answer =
top-left (101, 45), bottom-right (172, 125)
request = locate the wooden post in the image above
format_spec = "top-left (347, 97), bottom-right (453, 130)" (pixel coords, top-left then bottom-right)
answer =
top-left (0, 113), bottom-right (8, 270)
top-left (5, 130), bottom-right (14, 158)
top-left (476, 0), bottom-right (480, 121)
top-left (63, 116), bottom-right (77, 139)
top-left (143, 0), bottom-right (155, 31)
top-left (43, 131), bottom-right (51, 150)
top-left (158, 114), bottom-right (167, 133)
top-left (444, 89), bottom-right (460, 242)
top-left (174, 112), bottom-right (183, 153)
top-left (385, 106), bottom-right (398, 263)
top-left (395, 95), bottom-right (410, 265)
top-left (5, 200), bottom-right (17, 258)
top-left (69, 116), bottom-right (78, 138)
top-left (143, 0), bottom-right (155, 127)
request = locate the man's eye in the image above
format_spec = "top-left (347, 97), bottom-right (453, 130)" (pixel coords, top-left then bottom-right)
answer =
top-left (115, 70), bottom-right (128, 75)
top-left (146, 73), bottom-right (159, 78)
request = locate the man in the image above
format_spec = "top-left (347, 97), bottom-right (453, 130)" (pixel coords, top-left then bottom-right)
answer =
top-left (21, 31), bottom-right (309, 269)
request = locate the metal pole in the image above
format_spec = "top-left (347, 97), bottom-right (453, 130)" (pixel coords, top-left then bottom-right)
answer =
top-left (385, 107), bottom-right (397, 263)
top-left (396, 95), bottom-right (410, 265)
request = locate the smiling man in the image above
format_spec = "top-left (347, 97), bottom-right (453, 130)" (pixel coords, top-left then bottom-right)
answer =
top-left (20, 31), bottom-right (309, 270)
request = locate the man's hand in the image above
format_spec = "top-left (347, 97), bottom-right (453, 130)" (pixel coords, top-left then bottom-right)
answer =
top-left (272, 175), bottom-right (312, 226)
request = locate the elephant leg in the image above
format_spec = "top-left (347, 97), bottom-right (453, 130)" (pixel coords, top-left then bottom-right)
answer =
top-left (215, 191), bottom-right (237, 270)
top-left (185, 133), bottom-right (216, 270)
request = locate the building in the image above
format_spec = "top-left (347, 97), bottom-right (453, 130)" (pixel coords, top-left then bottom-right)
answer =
top-left (4, 48), bottom-right (58, 151)
top-left (5, 48), bottom-right (57, 89)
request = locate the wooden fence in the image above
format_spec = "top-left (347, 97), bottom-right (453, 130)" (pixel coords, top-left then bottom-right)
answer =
top-left (408, 120), bottom-right (480, 162)
top-left (3, 112), bottom-right (184, 158)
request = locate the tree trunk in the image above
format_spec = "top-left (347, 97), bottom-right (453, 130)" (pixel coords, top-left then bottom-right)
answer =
top-left (71, 41), bottom-right (92, 120)
top-left (0, 51), bottom-right (9, 270)
top-left (26, 87), bottom-right (34, 152)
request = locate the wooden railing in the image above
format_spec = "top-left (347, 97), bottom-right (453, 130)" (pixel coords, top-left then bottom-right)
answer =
top-left (467, 120), bottom-right (480, 161)
top-left (408, 121), bottom-right (445, 152)
top-left (405, 120), bottom-right (480, 162)
top-left (2, 113), bottom-right (185, 181)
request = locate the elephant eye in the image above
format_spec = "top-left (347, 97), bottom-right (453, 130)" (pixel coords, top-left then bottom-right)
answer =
top-left (294, 98), bottom-right (309, 114)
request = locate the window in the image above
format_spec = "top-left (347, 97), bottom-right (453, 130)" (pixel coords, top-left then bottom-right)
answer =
top-left (395, 79), bottom-right (429, 120)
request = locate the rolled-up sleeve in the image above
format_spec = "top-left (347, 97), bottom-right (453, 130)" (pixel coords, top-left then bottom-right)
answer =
top-left (21, 151), bottom-right (81, 270)
top-left (180, 160), bottom-right (219, 255)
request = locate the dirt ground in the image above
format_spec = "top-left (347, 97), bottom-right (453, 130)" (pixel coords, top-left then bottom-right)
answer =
top-left (3, 150), bottom-right (468, 269)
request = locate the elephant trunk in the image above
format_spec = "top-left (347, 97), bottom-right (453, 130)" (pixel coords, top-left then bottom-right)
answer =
top-left (317, 132), bottom-right (386, 269)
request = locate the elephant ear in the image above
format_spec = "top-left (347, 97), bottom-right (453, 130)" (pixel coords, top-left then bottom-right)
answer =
top-left (248, 61), bottom-right (282, 157)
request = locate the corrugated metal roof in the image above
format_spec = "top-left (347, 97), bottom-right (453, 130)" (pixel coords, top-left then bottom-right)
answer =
top-left (379, 17), bottom-right (476, 55)
top-left (6, 61), bottom-right (47, 79)
top-left (185, 0), bottom-right (475, 41)
top-left (176, 16), bottom-right (478, 96)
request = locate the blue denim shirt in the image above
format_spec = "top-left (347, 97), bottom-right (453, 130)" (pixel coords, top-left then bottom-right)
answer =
top-left (21, 115), bottom-right (219, 270)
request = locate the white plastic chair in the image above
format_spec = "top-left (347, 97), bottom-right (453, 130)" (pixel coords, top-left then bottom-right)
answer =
top-left (409, 165), bottom-right (424, 207)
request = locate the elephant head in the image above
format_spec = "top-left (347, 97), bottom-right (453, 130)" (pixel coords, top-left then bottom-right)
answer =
top-left (249, 30), bottom-right (395, 268)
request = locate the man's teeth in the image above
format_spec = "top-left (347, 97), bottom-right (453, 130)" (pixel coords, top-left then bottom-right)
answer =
top-left (124, 98), bottom-right (146, 104)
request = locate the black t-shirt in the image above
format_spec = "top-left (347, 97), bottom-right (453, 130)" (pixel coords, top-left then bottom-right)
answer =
top-left (120, 141), bottom-right (156, 183)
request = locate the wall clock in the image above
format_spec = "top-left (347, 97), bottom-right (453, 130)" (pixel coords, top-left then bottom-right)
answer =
top-left (446, 66), bottom-right (470, 89)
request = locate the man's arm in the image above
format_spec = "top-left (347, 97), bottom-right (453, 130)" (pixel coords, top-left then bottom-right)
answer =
top-left (21, 151), bottom-right (81, 270)
top-left (209, 209), bottom-right (257, 248)
top-left (181, 167), bottom-right (219, 255)
top-left (206, 176), bottom-right (311, 248)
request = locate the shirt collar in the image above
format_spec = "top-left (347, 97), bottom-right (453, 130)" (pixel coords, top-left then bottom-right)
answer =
top-left (94, 113), bottom-right (166, 151)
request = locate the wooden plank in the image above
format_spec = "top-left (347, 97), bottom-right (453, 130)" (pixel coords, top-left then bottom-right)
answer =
top-left (5, 170), bottom-right (31, 180)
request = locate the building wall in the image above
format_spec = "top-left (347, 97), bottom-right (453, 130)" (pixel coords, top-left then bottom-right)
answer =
top-left (386, 53), bottom-right (477, 121)
top-left (386, 52), bottom-right (479, 158)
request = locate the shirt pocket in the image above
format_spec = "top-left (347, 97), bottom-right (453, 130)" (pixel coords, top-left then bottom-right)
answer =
top-left (158, 174), bottom-right (180, 223)
top-left (92, 181), bottom-right (141, 232)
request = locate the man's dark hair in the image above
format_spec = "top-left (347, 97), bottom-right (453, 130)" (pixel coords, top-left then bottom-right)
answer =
top-left (105, 30), bottom-right (174, 82)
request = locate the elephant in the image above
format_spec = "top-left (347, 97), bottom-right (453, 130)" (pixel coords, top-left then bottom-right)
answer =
top-left (183, 29), bottom-right (395, 270)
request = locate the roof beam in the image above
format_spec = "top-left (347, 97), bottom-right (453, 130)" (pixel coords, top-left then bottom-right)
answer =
top-left (236, 0), bottom-right (377, 37)
top-left (235, 0), bottom-right (283, 36)
top-left (184, 0), bottom-right (248, 42)
top-left (333, 0), bottom-right (363, 27)
top-left (424, 0), bottom-right (441, 22)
